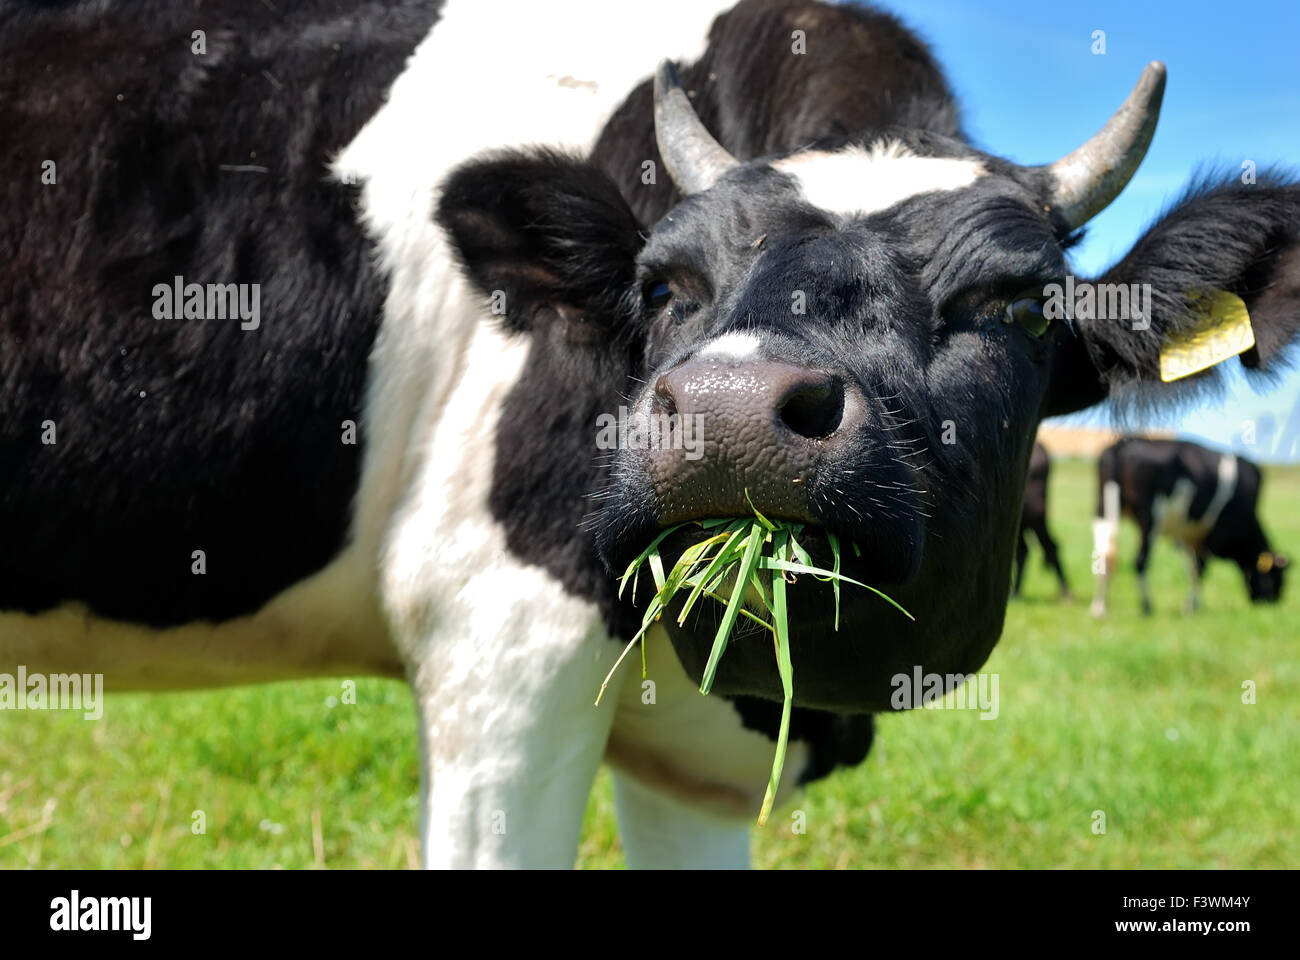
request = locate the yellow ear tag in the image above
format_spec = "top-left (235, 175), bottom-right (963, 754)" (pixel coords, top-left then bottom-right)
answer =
top-left (1257, 552), bottom-right (1274, 574)
top-left (1159, 289), bottom-right (1255, 383)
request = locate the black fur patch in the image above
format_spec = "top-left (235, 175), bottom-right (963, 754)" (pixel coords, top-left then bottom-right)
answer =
top-left (1014, 442), bottom-right (1070, 597)
top-left (0, 0), bottom-right (443, 626)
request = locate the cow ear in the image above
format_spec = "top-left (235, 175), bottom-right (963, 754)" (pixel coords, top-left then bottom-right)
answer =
top-left (436, 148), bottom-right (643, 334)
top-left (1045, 172), bottom-right (1300, 416)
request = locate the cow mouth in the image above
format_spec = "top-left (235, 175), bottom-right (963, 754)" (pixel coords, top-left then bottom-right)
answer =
top-left (605, 500), bottom-right (923, 590)
top-left (651, 518), bottom-right (838, 572)
top-left (629, 518), bottom-right (915, 707)
top-left (593, 449), bottom-right (931, 710)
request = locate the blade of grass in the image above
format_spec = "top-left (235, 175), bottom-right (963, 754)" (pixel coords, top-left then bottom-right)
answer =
top-left (746, 566), bottom-right (772, 615)
top-left (744, 489), bottom-right (777, 532)
top-left (826, 531), bottom-right (842, 631)
top-left (788, 533), bottom-right (815, 570)
top-left (666, 532), bottom-right (732, 596)
top-left (699, 517), bottom-right (740, 530)
top-left (756, 557), bottom-right (914, 621)
top-left (696, 589), bottom-right (775, 632)
top-left (788, 531), bottom-right (835, 586)
top-left (758, 530), bottom-right (794, 826)
top-left (640, 533), bottom-right (728, 677)
top-left (647, 550), bottom-right (667, 592)
top-left (768, 532), bottom-right (793, 696)
top-left (699, 522), bottom-right (765, 695)
top-left (755, 557), bottom-right (863, 584)
top-left (595, 596), bottom-right (663, 706)
top-left (676, 527), bottom-right (747, 625)
top-left (758, 697), bottom-right (792, 826)
top-left (618, 523), bottom-right (687, 599)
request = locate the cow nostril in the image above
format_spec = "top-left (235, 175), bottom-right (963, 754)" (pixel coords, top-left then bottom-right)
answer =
top-left (779, 377), bottom-right (844, 439)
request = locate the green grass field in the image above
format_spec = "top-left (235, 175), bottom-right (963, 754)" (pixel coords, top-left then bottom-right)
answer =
top-left (2, 457), bottom-right (1296, 868)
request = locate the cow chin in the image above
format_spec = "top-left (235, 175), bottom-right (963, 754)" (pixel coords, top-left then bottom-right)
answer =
top-left (656, 555), bottom-right (976, 713)
top-left (612, 516), bottom-right (940, 712)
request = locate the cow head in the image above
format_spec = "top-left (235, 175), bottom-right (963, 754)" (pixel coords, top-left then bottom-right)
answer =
top-left (1248, 551), bottom-right (1288, 603)
top-left (439, 63), bottom-right (1300, 712)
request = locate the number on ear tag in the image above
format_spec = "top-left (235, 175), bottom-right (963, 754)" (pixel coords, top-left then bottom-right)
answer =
top-left (1159, 290), bottom-right (1254, 383)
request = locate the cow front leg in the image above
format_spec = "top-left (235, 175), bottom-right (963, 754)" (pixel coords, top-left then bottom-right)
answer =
top-left (1135, 522), bottom-right (1155, 615)
top-left (404, 606), bottom-right (620, 869)
top-left (1012, 528), bottom-right (1029, 597)
top-left (1182, 548), bottom-right (1205, 613)
top-left (612, 771), bottom-right (751, 869)
top-left (1034, 520), bottom-right (1071, 599)
top-left (1090, 515), bottom-right (1118, 617)
top-left (382, 483), bottom-right (619, 867)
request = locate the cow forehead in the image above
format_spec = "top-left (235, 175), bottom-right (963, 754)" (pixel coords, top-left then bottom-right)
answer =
top-left (772, 141), bottom-right (986, 218)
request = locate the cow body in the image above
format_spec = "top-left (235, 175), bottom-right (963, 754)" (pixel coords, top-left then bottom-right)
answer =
top-left (1, 0), bottom-right (902, 867)
top-left (1013, 442), bottom-right (1070, 599)
top-left (4, 0), bottom-right (1300, 868)
top-left (1090, 438), bottom-right (1287, 615)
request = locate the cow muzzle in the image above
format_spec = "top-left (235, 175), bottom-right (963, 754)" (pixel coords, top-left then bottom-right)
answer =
top-left (645, 359), bottom-right (863, 525)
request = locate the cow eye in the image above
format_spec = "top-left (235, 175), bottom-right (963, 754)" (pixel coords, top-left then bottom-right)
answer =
top-left (1003, 295), bottom-right (1051, 337)
top-left (645, 281), bottom-right (673, 309)
top-left (643, 278), bottom-right (702, 325)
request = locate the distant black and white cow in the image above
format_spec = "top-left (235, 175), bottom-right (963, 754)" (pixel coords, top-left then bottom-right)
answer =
top-left (3, 0), bottom-right (1299, 868)
top-left (1013, 442), bottom-right (1071, 599)
top-left (1090, 437), bottom-right (1288, 615)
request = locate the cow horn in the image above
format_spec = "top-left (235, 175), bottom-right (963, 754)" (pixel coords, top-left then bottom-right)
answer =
top-left (653, 60), bottom-right (738, 196)
top-left (1042, 61), bottom-right (1167, 229)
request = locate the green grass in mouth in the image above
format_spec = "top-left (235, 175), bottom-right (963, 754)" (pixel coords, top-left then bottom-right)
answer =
top-left (596, 493), bottom-right (913, 825)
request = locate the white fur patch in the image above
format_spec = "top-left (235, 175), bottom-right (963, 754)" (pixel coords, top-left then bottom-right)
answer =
top-left (333, 0), bottom-right (734, 569)
top-left (1090, 480), bottom-right (1123, 617)
top-left (1156, 455), bottom-right (1238, 547)
top-left (1202, 453), bottom-right (1239, 535)
top-left (1153, 479), bottom-right (1197, 543)
top-left (333, 0), bottom-right (743, 868)
top-left (698, 332), bottom-right (762, 360)
top-left (774, 141), bottom-right (984, 218)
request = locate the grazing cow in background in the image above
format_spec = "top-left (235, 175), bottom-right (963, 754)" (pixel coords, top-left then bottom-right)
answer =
top-left (1013, 442), bottom-right (1071, 599)
top-left (4, 0), bottom-right (1300, 868)
top-left (1091, 437), bottom-right (1288, 615)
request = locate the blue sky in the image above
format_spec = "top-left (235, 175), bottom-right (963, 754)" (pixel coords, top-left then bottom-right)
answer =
top-left (865, 0), bottom-right (1300, 461)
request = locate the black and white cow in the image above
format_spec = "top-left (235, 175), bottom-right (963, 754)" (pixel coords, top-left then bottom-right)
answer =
top-left (1013, 442), bottom-right (1071, 599)
top-left (3, 0), bottom-right (1299, 868)
top-left (1090, 437), bottom-right (1288, 615)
